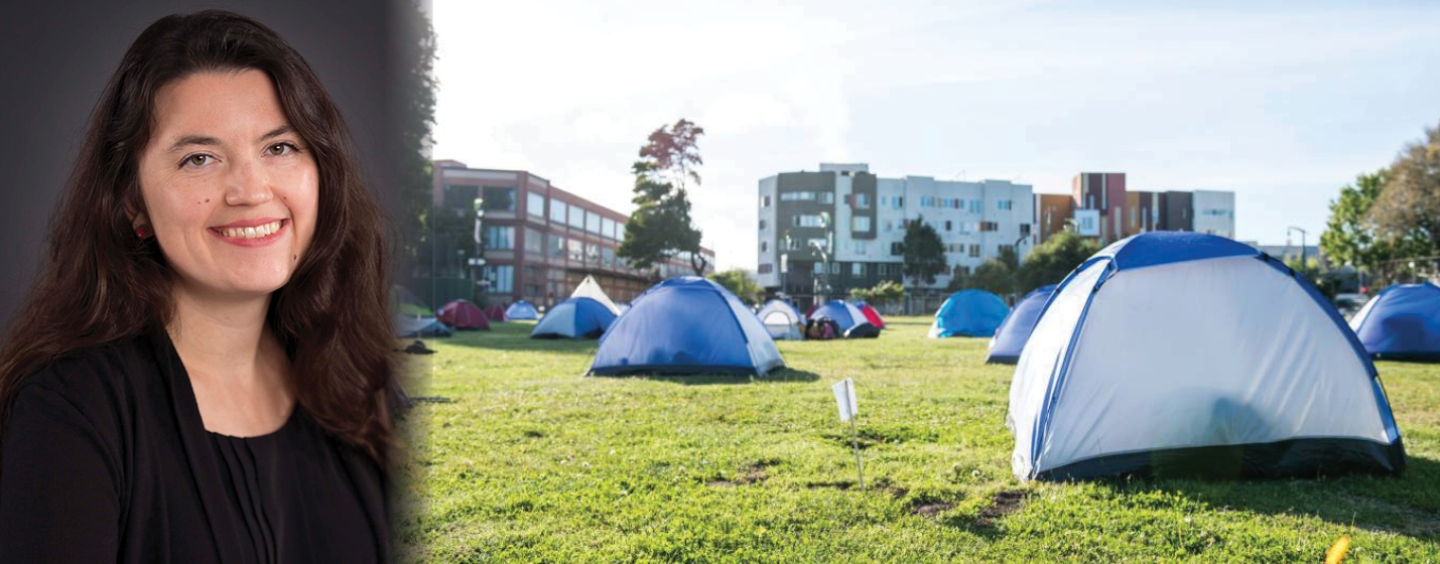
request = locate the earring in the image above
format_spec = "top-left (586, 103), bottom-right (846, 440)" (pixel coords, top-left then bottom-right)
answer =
top-left (136, 225), bottom-right (152, 238)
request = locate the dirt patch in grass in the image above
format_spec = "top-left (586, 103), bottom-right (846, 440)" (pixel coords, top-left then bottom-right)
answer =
top-left (804, 480), bottom-right (857, 491)
top-left (411, 395), bottom-right (454, 404)
top-left (911, 502), bottom-right (954, 517)
top-left (975, 490), bottom-right (1030, 528)
top-left (706, 459), bottom-right (779, 488)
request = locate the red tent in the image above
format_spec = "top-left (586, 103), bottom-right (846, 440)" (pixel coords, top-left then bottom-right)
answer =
top-left (856, 302), bottom-right (886, 329)
top-left (438, 299), bottom-right (491, 330)
top-left (484, 304), bottom-right (507, 322)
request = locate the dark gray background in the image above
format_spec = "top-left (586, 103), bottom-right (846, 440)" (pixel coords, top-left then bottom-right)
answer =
top-left (0, 1), bottom-right (412, 330)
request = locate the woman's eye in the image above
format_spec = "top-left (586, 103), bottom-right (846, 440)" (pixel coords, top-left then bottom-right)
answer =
top-left (183, 154), bottom-right (211, 167)
top-left (267, 142), bottom-right (297, 156)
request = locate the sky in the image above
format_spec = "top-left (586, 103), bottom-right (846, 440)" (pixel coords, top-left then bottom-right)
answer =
top-left (429, 0), bottom-right (1440, 270)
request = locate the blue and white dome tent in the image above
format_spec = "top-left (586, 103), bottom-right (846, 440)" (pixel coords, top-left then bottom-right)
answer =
top-left (505, 300), bottom-right (539, 320)
top-left (757, 299), bottom-right (805, 340)
top-left (529, 297), bottom-right (617, 339)
top-left (928, 289), bottom-right (1009, 338)
top-left (1009, 232), bottom-right (1404, 481)
top-left (589, 277), bottom-right (785, 376)
top-left (1349, 283), bottom-right (1440, 361)
top-left (986, 284), bottom-right (1058, 364)
top-left (809, 300), bottom-right (880, 338)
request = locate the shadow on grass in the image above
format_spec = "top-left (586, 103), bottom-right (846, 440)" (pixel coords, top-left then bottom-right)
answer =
top-left (428, 322), bottom-right (600, 357)
top-left (589, 368), bottom-right (821, 386)
top-left (1095, 455), bottom-right (1440, 540)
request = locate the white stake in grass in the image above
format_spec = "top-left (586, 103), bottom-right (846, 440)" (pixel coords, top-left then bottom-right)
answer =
top-left (832, 378), bottom-right (864, 490)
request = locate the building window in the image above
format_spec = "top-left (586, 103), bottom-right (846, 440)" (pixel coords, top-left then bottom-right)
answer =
top-left (813, 262), bottom-right (824, 274)
top-left (601, 217), bottom-right (616, 240)
top-left (586, 243), bottom-right (600, 262)
top-left (980, 221), bottom-right (998, 232)
top-left (854, 194), bottom-right (870, 209)
top-left (759, 219), bottom-right (767, 230)
top-left (891, 242), bottom-right (904, 256)
top-left (547, 234), bottom-right (564, 258)
top-left (613, 221), bottom-right (625, 241)
top-left (1020, 223), bottom-right (1031, 237)
top-left (969, 244), bottom-right (980, 258)
top-left (945, 220), bottom-right (953, 231)
top-left (586, 211), bottom-right (602, 234)
top-left (484, 226), bottom-right (514, 250)
top-left (854, 241), bottom-right (866, 255)
top-left (527, 192), bottom-right (545, 218)
top-left (852, 263), bottom-right (864, 277)
top-left (568, 206), bottom-right (584, 229)
top-left (997, 199), bottom-right (1012, 211)
top-left (794, 214), bottom-right (824, 228)
top-left (524, 227), bottom-right (543, 253)
top-left (820, 192), bottom-right (835, 204)
top-left (852, 217), bottom-right (871, 231)
top-left (779, 191), bottom-right (816, 201)
top-left (602, 246), bottom-right (615, 268)
top-left (761, 195), bottom-right (771, 207)
top-left (760, 241), bottom-right (768, 253)
top-left (998, 244), bottom-right (1013, 255)
top-left (808, 238), bottom-right (827, 251)
top-left (482, 187), bottom-right (516, 212)
top-left (759, 263), bottom-right (773, 274)
top-left (567, 238), bottom-right (584, 261)
top-left (786, 238), bottom-right (801, 251)
top-left (550, 200), bottom-right (567, 224)
top-left (485, 265), bottom-right (514, 293)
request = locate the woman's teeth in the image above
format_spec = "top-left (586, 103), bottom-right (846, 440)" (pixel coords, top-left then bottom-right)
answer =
top-left (219, 220), bottom-right (282, 239)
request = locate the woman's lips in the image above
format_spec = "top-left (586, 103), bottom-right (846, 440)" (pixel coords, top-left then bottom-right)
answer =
top-left (210, 219), bottom-right (287, 247)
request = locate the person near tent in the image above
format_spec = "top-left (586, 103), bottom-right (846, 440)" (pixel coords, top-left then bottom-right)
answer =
top-left (0, 12), bottom-right (400, 561)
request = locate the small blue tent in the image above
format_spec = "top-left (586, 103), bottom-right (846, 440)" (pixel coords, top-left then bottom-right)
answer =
top-left (589, 277), bottom-right (785, 376)
top-left (986, 285), bottom-right (1058, 363)
top-left (809, 300), bottom-right (880, 338)
top-left (394, 315), bottom-right (452, 338)
top-left (1350, 283), bottom-right (1440, 361)
top-left (530, 297), bottom-right (616, 339)
top-left (505, 300), bottom-right (539, 320)
top-left (929, 290), bottom-right (1009, 338)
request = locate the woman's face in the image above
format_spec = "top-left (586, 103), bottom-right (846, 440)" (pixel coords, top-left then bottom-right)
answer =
top-left (136, 69), bottom-right (318, 300)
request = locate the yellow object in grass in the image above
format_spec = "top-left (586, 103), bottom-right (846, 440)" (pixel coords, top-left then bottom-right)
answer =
top-left (1325, 535), bottom-right (1351, 564)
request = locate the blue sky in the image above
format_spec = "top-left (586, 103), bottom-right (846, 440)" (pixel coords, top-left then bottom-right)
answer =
top-left (430, 0), bottom-right (1440, 269)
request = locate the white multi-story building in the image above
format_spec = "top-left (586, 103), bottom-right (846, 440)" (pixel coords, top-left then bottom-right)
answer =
top-left (1192, 190), bottom-right (1236, 239)
top-left (757, 163), bottom-right (1033, 307)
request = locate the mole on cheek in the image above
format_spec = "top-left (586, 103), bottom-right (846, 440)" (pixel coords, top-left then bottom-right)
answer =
top-left (205, 198), bottom-right (210, 203)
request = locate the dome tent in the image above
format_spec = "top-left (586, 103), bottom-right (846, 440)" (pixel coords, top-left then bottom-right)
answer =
top-left (809, 300), bottom-right (880, 339)
top-left (571, 274), bottom-right (622, 315)
top-left (530, 297), bottom-right (617, 339)
top-left (850, 300), bottom-right (886, 329)
top-left (505, 300), bottom-right (539, 320)
top-left (484, 304), bottom-right (507, 322)
top-left (437, 299), bottom-right (491, 330)
top-left (589, 277), bottom-right (785, 376)
top-left (985, 284), bottom-right (1058, 364)
top-left (757, 299), bottom-right (805, 340)
top-left (394, 314), bottom-right (452, 338)
top-left (1009, 232), bottom-right (1404, 481)
top-left (1349, 283), bottom-right (1440, 361)
top-left (929, 290), bottom-right (1009, 338)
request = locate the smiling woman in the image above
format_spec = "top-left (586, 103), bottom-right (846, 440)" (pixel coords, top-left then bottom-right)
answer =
top-left (0, 10), bottom-right (401, 563)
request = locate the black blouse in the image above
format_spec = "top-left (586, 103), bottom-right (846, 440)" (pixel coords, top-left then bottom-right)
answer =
top-left (0, 332), bottom-right (390, 563)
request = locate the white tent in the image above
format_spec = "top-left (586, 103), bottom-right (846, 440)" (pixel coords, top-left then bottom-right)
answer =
top-left (1009, 232), bottom-right (1404, 481)
top-left (756, 299), bottom-right (804, 340)
top-left (571, 275), bottom-right (621, 315)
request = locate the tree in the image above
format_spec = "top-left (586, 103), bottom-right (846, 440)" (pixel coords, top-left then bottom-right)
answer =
top-left (952, 245), bottom-right (1020, 296)
top-left (1318, 168), bottom-right (1429, 285)
top-left (709, 269), bottom-right (763, 305)
top-left (396, 2), bottom-right (439, 278)
top-left (1017, 231), bottom-right (1101, 294)
top-left (1370, 123), bottom-right (1440, 257)
top-left (850, 280), bottom-right (905, 312)
top-left (618, 119), bottom-right (709, 276)
top-left (900, 217), bottom-right (946, 312)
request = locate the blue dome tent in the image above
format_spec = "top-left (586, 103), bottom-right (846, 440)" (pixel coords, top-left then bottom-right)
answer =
top-left (809, 300), bottom-right (880, 338)
top-left (589, 277), bottom-right (785, 376)
top-left (1010, 232), bottom-right (1403, 481)
top-left (1349, 283), bottom-right (1440, 361)
top-left (985, 284), bottom-right (1058, 364)
top-left (530, 297), bottom-right (616, 339)
top-left (928, 290), bottom-right (1009, 338)
top-left (505, 300), bottom-right (539, 320)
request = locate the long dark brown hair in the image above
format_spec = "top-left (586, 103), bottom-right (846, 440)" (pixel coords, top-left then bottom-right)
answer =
top-left (0, 10), bottom-right (400, 466)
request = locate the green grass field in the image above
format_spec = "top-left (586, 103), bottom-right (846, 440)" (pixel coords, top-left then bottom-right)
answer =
top-left (397, 316), bottom-right (1440, 563)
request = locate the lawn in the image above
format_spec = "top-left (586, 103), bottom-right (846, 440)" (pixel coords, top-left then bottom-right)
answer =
top-left (397, 316), bottom-right (1440, 563)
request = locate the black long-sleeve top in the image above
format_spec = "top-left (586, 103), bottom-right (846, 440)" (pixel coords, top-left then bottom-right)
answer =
top-left (0, 332), bottom-right (389, 563)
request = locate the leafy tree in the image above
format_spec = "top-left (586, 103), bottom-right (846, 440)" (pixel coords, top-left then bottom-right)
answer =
top-left (618, 119), bottom-right (709, 276)
top-left (709, 269), bottom-right (763, 305)
top-left (1017, 231), bottom-right (1100, 294)
top-left (1318, 169), bottom-right (1429, 284)
top-left (901, 217), bottom-right (946, 288)
top-left (396, 2), bottom-right (439, 277)
top-left (960, 259), bottom-right (1017, 297)
top-left (850, 280), bottom-right (905, 311)
top-left (1370, 123), bottom-right (1440, 257)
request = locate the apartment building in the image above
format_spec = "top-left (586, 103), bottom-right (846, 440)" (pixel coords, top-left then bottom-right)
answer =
top-left (1035, 172), bottom-right (1235, 244)
top-left (756, 163), bottom-right (1033, 307)
top-left (429, 160), bottom-right (714, 309)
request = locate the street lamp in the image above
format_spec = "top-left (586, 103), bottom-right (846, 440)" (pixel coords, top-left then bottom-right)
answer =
top-left (1287, 226), bottom-right (1308, 267)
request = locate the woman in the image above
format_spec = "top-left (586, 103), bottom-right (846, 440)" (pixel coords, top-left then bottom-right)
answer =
top-left (0, 10), bottom-right (402, 562)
